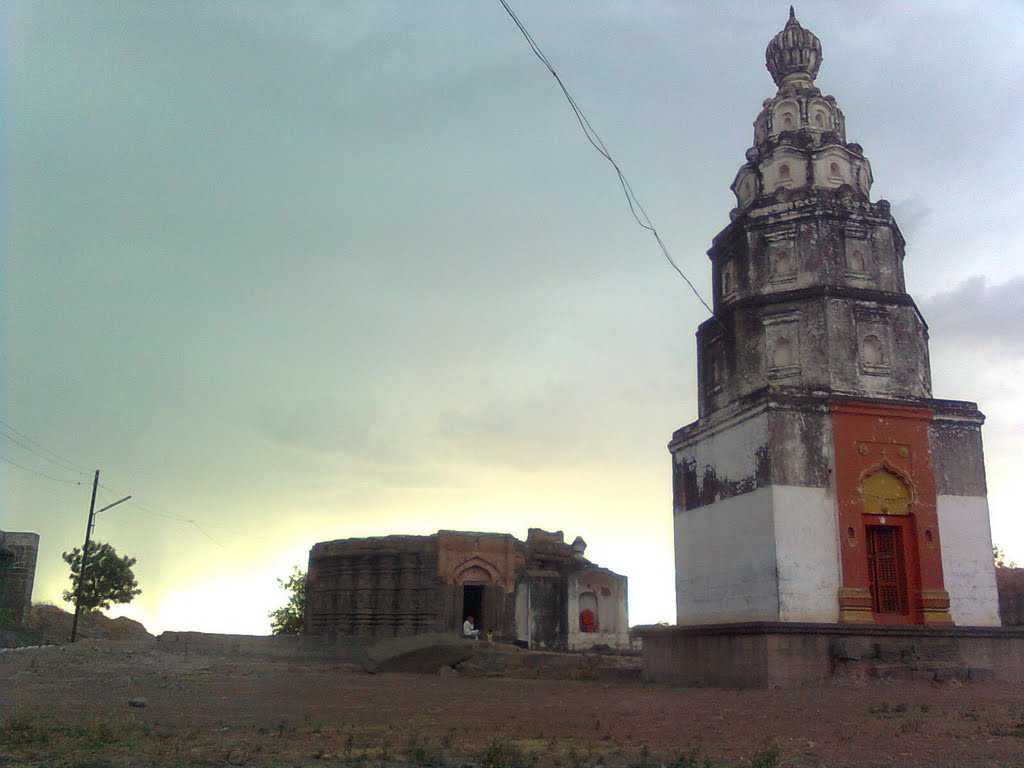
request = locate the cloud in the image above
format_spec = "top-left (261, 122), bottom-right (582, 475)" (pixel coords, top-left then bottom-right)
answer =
top-left (919, 275), bottom-right (1024, 354)
top-left (437, 384), bottom-right (590, 471)
top-left (258, 397), bottom-right (394, 460)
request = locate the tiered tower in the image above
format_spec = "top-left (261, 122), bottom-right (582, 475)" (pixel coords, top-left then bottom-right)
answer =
top-left (670, 9), bottom-right (1000, 627)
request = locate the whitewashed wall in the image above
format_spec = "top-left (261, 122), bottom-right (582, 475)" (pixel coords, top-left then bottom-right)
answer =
top-left (937, 495), bottom-right (1001, 626)
top-left (514, 582), bottom-right (530, 643)
top-left (567, 570), bottom-right (630, 651)
top-left (773, 485), bottom-right (841, 622)
top-left (675, 486), bottom-right (780, 623)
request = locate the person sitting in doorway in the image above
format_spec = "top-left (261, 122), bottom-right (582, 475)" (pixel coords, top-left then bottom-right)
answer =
top-left (462, 615), bottom-right (481, 639)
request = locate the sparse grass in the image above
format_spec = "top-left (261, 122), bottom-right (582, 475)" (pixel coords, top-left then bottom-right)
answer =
top-left (345, 729), bottom-right (357, 758)
top-left (1, 710), bottom-right (51, 745)
top-left (0, 708), bottom-right (153, 767)
top-left (746, 743), bottom-right (781, 768)
top-left (667, 746), bottom-right (716, 768)
top-left (480, 735), bottom-right (530, 768)
top-left (440, 726), bottom-right (457, 750)
top-left (71, 718), bottom-right (121, 747)
top-left (6, 656), bottom-right (1023, 768)
top-left (9, 712), bottom-right (1022, 768)
top-left (404, 730), bottom-right (439, 766)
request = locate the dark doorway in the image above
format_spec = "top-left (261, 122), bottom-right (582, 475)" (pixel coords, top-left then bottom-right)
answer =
top-left (462, 584), bottom-right (485, 630)
top-left (867, 525), bottom-right (908, 616)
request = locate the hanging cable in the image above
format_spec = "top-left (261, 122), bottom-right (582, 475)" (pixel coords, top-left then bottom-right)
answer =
top-left (95, 479), bottom-right (227, 549)
top-left (1, 416), bottom-right (226, 548)
top-left (0, 454), bottom-right (85, 486)
top-left (0, 420), bottom-right (93, 477)
top-left (496, 0), bottom-right (716, 318)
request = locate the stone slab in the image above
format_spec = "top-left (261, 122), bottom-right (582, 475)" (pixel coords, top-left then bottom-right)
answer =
top-left (362, 632), bottom-right (475, 674)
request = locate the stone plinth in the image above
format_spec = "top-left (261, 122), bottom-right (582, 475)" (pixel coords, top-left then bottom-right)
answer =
top-left (636, 622), bottom-right (1024, 689)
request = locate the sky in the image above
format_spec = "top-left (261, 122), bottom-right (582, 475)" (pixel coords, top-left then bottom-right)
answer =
top-left (2, 1), bottom-right (1023, 635)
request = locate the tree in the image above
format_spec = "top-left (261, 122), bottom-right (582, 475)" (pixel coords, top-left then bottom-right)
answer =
top-left (62, 542), bottom-right (142, 612)
top-left (994, 546), bottom-right (1018, 569)
top-left (269, 566), bottom-right (306, 635)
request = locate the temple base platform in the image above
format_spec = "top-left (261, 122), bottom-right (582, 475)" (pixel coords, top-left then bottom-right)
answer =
top-left (634, 622), bottom-right (1024, 689)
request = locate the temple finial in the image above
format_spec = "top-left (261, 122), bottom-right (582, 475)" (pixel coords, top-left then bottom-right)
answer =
top-left (766, 6), bottom-right (822, 87)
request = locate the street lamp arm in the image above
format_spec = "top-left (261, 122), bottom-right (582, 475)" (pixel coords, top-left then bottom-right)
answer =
top-left (95, 496), bottom-right (132, 514)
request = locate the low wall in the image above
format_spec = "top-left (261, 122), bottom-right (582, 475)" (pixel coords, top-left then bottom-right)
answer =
top-left (636, 622), bottom-right (1024, 689)
top-left (157, 631), bottom-right (371, 663)
top-left (996, 567), bottom-right (1024, 626)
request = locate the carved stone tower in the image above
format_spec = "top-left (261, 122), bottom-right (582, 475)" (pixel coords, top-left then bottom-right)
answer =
top-left (670, 9), bottom-right (1000, 627)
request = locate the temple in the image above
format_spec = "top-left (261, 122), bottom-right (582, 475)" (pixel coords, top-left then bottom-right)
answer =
top-left (633, 9), bottom-right (1024, 689)
top-left (669, 8), bottom-right (1000, 628)
top-left (305, 528), bottom-right (630, 651)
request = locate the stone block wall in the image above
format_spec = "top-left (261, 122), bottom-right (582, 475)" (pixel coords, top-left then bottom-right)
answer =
top-left (0, 531), bottom-right (40, 627)
top-left (306, 535), bottom-right (442, 638)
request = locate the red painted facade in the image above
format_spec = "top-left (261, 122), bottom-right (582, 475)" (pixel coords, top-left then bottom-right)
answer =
top-left (831, 402), bottom-right (952, 625)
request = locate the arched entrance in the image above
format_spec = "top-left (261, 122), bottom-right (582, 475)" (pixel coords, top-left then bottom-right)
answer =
top-left (451, 558), bottom-right (502, 635)
top-left (860, 467), bottom-right (921, 624)
top-left (458, 566), bottom-right (490, 632)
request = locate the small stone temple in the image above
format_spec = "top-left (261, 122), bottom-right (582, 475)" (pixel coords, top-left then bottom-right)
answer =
top-left (639, 9), bottom-right (1021, 689)
top-left (0, 531), bottom-right (40, 626)
top-left (305, 528), bottom-right (629, 651)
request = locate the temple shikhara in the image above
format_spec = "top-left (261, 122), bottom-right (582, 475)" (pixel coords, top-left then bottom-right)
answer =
top-left (669, 7), bottom-right (1000, 630)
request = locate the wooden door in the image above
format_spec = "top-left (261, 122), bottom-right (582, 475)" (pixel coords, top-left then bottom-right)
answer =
top-left (866, 525), bottom-right (908, 618)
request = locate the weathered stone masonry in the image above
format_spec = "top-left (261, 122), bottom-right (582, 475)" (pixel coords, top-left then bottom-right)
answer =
top-left (0, 531), bottom-right (40, 627)
top-left (306, 528), bottom-right (629, 651)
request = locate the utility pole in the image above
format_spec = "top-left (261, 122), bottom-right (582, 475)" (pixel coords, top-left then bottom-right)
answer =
top-left (69, 471), bottom-right (131, 643)
top-left (70, 470), bottom-right (100, 643)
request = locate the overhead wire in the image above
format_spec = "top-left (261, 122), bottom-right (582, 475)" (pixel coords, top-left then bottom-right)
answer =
top-left (129, 499), bottom-right (227, 549)
top-left (1, 416), bottom-right (227, 549)
top-left (0, 420), bottom-right (93, 479)
top-left (0, 454), bottom-right (86, 486)
top-left (95, 479), bottom-right (227, 549)
top-left (496, 0), bottom-right (716, 318)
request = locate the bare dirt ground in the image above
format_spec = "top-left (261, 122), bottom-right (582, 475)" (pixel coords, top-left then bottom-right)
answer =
top-left (2, 642), bottom-right (1023, 768)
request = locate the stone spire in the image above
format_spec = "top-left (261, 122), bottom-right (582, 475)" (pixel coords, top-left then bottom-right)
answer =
top-left (729, 8), bottom-right (866, 217)
top-left (765, 6), bottom-right (823, 88)
top-left (695, 9), bottom-right (930, 422)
